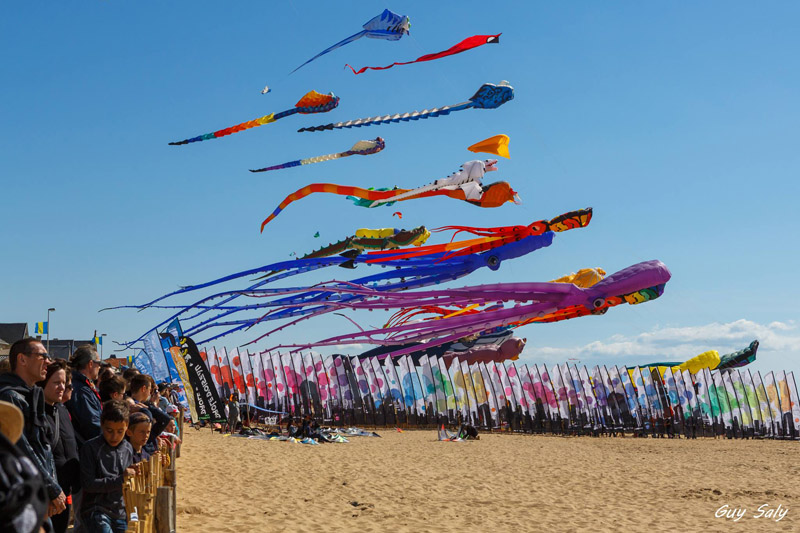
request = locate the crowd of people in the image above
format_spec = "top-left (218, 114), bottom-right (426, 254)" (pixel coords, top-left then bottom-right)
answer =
top-left (0, 338), bottom-right (183, 533)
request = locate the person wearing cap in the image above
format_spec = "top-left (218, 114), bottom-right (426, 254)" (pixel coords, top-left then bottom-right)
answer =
top-left (66, 344), bottom-right (103, 447)
top-left (0, 338), bottom-right (67, 521)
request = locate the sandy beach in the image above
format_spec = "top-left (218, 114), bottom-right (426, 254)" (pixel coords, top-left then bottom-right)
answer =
top-left (176, 429), bottom-right (799, 532)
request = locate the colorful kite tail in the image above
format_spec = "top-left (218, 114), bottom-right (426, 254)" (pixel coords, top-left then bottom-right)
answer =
top-left (260, 184), bottom-right (409, 231)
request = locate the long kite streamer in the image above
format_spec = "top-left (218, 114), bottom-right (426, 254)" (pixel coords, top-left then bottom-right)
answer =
top-left (297, 81), bottom-right (514, 132)
top-left (260, 159), bottom-right (520, 230)
top-left (264, 260), bottom-right (672, 356)
top-left (169, 90), bottom-right (339, 146)
top-left (292, 9), bottom-right (410, 73)
top-left (345, 34), bottom-right (500, 74)
top-left (110, 211), bottom-right (592, 346)
top-left (250, 138), bottom-right (385, 173)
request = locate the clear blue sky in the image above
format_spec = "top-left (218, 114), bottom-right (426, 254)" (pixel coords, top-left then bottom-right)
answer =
top-left (2, 2), bottom-right (798, 377)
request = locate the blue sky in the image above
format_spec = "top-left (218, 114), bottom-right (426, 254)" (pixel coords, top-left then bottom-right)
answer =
top-left (2, 2), bottom-right (798, 376)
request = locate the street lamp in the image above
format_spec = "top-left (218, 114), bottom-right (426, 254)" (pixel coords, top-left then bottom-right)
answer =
top-left (101, 333), bottom-right (107, 359)
top-left (46, 308), bottom-right (55, 355)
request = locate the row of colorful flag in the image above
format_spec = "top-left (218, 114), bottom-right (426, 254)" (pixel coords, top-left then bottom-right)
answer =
top-left (196, 347), bottom-right (800, 435)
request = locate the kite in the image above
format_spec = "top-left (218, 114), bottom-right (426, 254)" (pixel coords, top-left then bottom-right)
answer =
top-left (468, 134), bottom-right (510, 158)
top-left (261, 86), bottom-right (271, 95)
top-left (357, 330), bottom-right (526, 365)
top-left (367, 207), bottom-right (593, 263)
top-left (392, 212), bottom-right (402, 219)
top-left (297, 81), bottom-right (514, 133)
top-left (313, 232), bottom-right (320, 238)
top-left (260, 159), bottom-right (520, 230)
top-left (292, 9), bottom-right (410, 73)
top-left (109, 210), bottom-right (591, 346)
top-left (264, 260), bottom-right (672, 357)
top-left (250, 138), bottom-right (385, 173)
top-left (169, 90), bottom-right (339, 146)
top-left (635, 340), bottom-right (760, 374)
top-left (345, 34), bottom-right (500, 75)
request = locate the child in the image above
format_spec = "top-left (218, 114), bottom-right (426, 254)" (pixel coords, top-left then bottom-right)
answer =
top-left (126, 412), bottom-right (152, 464)
top-left (80, 400), bottom-right (135, 533)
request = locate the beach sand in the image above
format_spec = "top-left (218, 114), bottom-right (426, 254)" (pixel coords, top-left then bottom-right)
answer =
top-left (176, 429), bottom-right (799, 532)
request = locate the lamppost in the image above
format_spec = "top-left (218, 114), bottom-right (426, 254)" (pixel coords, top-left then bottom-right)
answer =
top-left (46, 308), bottom-right (55, 355)
top-left (101, 333), bottom-right (107, 359)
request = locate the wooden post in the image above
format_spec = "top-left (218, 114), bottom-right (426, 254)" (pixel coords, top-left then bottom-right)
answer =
top-left (176, 407), bottom-right (184, 458)
top-left (155, 487), bottom-right (175, 533)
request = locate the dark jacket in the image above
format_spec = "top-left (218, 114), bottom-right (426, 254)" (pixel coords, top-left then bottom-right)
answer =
top-left (65, 370), bottom-right (102, 447)
top-left (79, 435), bottom-right (134, 520)
top-left (44, 403), bottom-right (81, 495)
top-left (142, 403), bottom-right (171, 455)
top-left (0, 372), bottom-right (63, 500)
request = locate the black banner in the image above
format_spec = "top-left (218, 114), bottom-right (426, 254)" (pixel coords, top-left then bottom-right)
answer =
top-left (179, 336), bottom-right (226, 422)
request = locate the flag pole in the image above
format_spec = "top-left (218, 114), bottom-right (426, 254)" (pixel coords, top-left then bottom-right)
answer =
top-left (46, 308), bottom-right (55, 355)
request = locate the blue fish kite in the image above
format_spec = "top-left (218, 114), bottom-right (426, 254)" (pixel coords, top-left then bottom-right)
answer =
top-left (292, 9), bottom-right (410, 73)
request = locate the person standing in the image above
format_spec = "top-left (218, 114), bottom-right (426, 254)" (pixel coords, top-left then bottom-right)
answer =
top-left (0, 338), bottom-right (67, 521)
top-left (38, 359), bottom-right (81, 533)
top-left (80, 400), bottom-right (135, 533)
top-left (66, 345), bottom-right (103, 446)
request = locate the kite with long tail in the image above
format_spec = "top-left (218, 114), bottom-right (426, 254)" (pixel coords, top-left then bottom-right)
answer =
top-left (260, 159), bottom-right (519, 230)
top-left (260, 260), bottom-right (672, 357)
top-left (108, 210), bottom-right (591, 346)
top-left (292, 9), bottom-right (410, 73)
top-left (345, 34), bottom-right (500, 74)
top-left (297, 81), bottom-right (513, 132)
top-left (250, 138), bottom-right (385, 173)
top-left (169, 90), bottom-right (339, 145)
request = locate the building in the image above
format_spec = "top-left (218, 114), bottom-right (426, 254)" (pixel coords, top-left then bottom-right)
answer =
top-left (0, 323), bottom-right (29, 357)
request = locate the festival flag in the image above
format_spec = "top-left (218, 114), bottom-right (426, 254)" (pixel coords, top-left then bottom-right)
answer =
top-left (591, 366), bottom-right (609, 425)
top-left (602, 366), bottom-right (626, 425)
top-left (641, 367), bottom-right (661, 414)
top-left (616, 366), bottom-right (640, 423)
top-left (763, 371), bottom-right (783, 430)
top-left (142, 330), bottom-right (171, 384)
top-left (712, 371), bottom-right (733, 428)
top-left (496, 363), bottom-right (516, 412)
top-left (319, 355), bottom-right (336, 406)
top-left (670, 369), bottom-right (689, 420)
top-left (383, 357), bottom-right (404, 409)
top-left (461, 359), bottom-right (480, 423)
top-left (738, 370), bottom-right (760, 425)
top-left (178, 337), bottom-right (226, 423)
top-left (538, 365), bottom-right (561, 419)
top-left (751, 370), bottom-right (774, 433)
top-left (417, 356), bottom-right (437, 412)
top-left (405, 356), bottom-right (426, 415)
top-left (630, 367), bottom-right (648, 414)
top-left (730, 371), bottom-right (753, 427)
top-left (239, 349), bottom-right (257, 405)
top-left (479, 362), bottom-right (500, 426)
top-left (528, 365), bottom-right (547, 415)
top-left (217, 348), bottom-right (235, 398)
top-left (704, 368), bottom-right (722, 421)
top-left (436, 356), bottom-right (457, 412)
top-left (395, 356), bottom-right (414, 412)
top-left (578, 365), bottom-right (597, 416)
top-left (332, 356), bottom-right (353, 410)
top-left (550, 364), bottom-right (571, 420)
top-left (693, 369), bottom-right (711, 422)
top-left (251, 351), bottom-right (267, 405)
top-left (270, 352), bottom-right (288, 411)
top-left (364, 357), bottom-right (383, 407)
top-left (489, 362), bottom-right (508, 408)
top-left (680, 369), bottom-right (698, 420)
top-left (259, 353), bottom-right (276, 406)
top-left (776, 370), bottom-right (792, 418)
top-left (230, 348), bottom-right (248, 397)
top-left (34, 322), bottom-right (48, 335)
top-left (427, 356), bottom-right (446, 413)
top-left (560, 364), bottom-right (581, 416)
top-left (349, 356), bottom-right (372, 405)
top-left (507, 364), bottom-right (527, 414)
top-left (132, 349), bottom-right (154, 377)
top-left (93, 334), bottom-right (102, 346)
top-left (786, 371), bottom-right (800, 432)
top-left (204, 347), bottom-right (224, 397)
top-left (518, 364), bottom-right (537, 416)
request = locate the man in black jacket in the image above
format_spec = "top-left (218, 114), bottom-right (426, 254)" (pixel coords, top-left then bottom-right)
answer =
top-left (66, 344), bottom-right (103, 447)
top-left (0, 338), bottom-right (67, 519)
